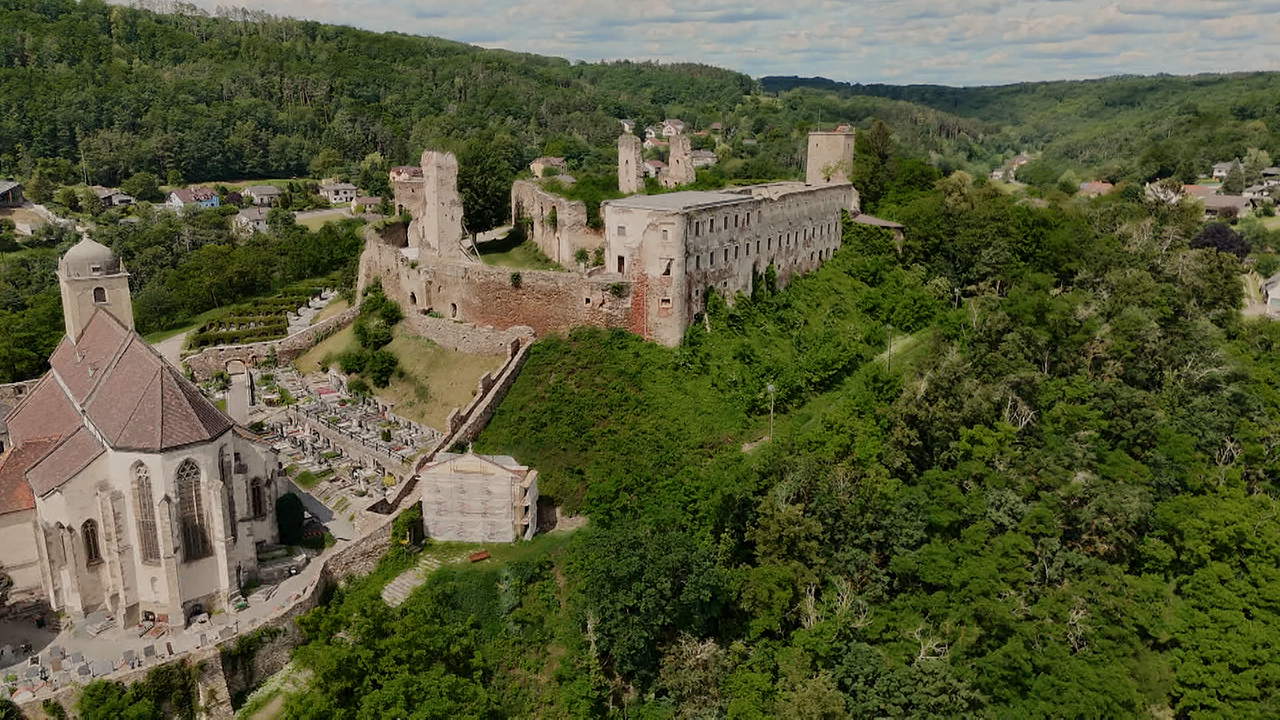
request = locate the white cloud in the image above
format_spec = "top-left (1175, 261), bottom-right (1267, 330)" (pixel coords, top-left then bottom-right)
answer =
top-left (166, 0), bottom-right (1280, 84)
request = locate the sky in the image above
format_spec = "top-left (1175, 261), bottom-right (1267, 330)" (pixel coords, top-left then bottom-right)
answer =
top-left (183, 0), bottom-right (1280, 85)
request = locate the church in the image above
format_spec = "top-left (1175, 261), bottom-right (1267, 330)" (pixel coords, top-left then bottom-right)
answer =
top-left (0, 237), bottom-right (282, 626)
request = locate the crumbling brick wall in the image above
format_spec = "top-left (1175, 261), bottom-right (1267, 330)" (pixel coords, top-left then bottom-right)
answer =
top-left (359, 241), bottom-right (632, 340)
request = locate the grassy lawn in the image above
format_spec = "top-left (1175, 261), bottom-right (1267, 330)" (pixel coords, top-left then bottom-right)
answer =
top-left (415, 531), bottom-right (576, 574)
top-left (141, 305), bottom-right (231, 344)
top-left (293, 325), bottom-right (505, 431)
top-left (294, 326), bottom-right (358, 373)
top-left (1259, 215), bottom-right (1280, 231)
top-left (477, 231), bottom-right (564, 271)
top-left (297, 209), bottom-right (350, 231)
top-left (311, 297), bottom-right (349, 325)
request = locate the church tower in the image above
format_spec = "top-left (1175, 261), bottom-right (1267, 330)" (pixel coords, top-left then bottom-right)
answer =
top-left (57, 235), bottom-right (134, 339)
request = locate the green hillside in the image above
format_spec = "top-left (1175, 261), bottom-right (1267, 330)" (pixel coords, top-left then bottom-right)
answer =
top-left (0, 0), bottom-right (983, 190)
top-left (763, 73), bottom-right (1280, 181)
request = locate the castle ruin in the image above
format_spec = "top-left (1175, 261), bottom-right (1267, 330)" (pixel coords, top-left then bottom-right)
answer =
top-left (660, 134), bottom-right (696, 189)
top-left (361, 128), bottom-right (864, 348)
top-left (618, 133), bottom-right (643, 194)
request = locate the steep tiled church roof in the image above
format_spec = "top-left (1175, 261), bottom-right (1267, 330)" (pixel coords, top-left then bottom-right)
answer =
top-left (0, 436), bottom-right (58, 515)
top-left (4, 309), bottom-right (233, 496)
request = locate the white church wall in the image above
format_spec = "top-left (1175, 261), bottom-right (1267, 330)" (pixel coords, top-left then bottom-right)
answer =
top-left (0, 509), bottom-right (43, 598)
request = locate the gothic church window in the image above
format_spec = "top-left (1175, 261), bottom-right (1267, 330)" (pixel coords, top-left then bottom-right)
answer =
top-left (134, 464), bottom-right (161, 564)
top-left (177, 459), bottom-right (211, 561)
top-left (83, 519), bottom-right (101, 564)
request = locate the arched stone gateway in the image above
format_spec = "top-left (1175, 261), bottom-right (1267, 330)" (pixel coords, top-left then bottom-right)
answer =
top-left (226, 359), bottom-right (247, 375)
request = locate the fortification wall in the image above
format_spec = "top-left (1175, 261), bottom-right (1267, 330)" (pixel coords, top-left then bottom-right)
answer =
top-left (401, 313), bottom-right (533, 356)
top-left (184, 307), bottom-right (359, 381)
top-left (358, 241), bottom-right (636, 339)
top-left (509, 180), bottom-right (602, 267)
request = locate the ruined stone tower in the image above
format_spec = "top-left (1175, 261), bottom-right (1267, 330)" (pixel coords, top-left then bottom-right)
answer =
top-left (399, 150), bottom-right (467, 261)
top-left (618, 133), bottom-right (643, 194)
top-left (805, 130), bottom-right (857, 185)
top-left (660, 135), bottom-right (695, 189)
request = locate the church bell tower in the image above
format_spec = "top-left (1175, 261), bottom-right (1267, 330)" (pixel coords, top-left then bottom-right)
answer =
top-left (57, 235), bottom-right (134, 340)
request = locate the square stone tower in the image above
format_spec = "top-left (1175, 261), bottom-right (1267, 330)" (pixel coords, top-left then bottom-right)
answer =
top-left (618, 133), bottom-right (643, 194)
top-left (805, 130), bottom-right (857, 185)
top-left (403, 150), bottom-right (468, 261)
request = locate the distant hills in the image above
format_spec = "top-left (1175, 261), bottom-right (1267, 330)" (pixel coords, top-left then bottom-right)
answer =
top-left (763, 73), bottom-right (1280, 182)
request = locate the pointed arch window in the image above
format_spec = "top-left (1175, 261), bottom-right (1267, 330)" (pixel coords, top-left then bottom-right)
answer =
top-left (250, 478), bottom-right (265, 518)
top-left (134, 463), bottom-right (161, 564)
top-left (176, 459), bottom-right (211, 560)
top-left (83, 519), bottom-right (101, 564)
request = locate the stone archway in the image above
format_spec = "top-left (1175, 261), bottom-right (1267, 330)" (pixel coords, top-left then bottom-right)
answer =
top-left (226, 359), bottom-right (248, 375)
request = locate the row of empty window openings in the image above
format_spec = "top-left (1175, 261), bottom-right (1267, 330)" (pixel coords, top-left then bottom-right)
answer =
top-left (692, 226), bottom-right (837, 270)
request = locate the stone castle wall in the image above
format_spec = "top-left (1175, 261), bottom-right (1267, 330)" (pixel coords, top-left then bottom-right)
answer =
top-left (184, 307), bottom-right (360, 381)
top-left (618, 134), bottom-right (643, 194)
top-left (401, 313), bottom-right (534, 356)
top-left (358, 239), bottom-right (636, 339)
top-left (509, 180), bottom-right (602, 267)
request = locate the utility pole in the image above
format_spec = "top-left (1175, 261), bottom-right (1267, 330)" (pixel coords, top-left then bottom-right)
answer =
top-left (767, 383), bottom-right (776, 440)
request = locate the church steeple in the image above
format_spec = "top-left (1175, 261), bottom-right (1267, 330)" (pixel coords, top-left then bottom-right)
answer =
top-left (57, 235), bottom-right (134, 340)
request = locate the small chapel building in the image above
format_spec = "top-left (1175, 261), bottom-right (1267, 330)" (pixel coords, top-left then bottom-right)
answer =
top-left (0, 237), bottom-right (282, 626)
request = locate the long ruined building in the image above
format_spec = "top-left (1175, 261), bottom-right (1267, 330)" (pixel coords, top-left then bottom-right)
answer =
top-left (360, 128), bottom-right (861, 347)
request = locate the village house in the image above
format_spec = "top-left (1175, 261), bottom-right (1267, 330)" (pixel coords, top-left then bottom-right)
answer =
top-left (644, 125), bottom-right (661, 139)
top-left (1182, 184), bottom-right (1215, 199)
top-left (0, 237), bottom-right (282, 624)
top-left (529, 157), bottom-right (567, 178)
top-left (234, 206), bottom-right (270, 235)
top-left (91, 187), bottom-right (135, 209)
top-left (690, 150), bottom-right (718, 168)
top-left (166, 187), bottom-right (219, 212)
top-left (1262, 167), bottom-right (1280, 187)
top-left (643, 159), bottom-right (666, 178)
top-left (1212, 161), bottom-right (1239, 180)
top-left (242, 185), bottom-right (282, 207)
top-left (0, 180), bottom-right (23, 207)
top-left (989, 168), bottom-right (1010, 182)
top-left (662, 119), bottom-right (686, 137)
top-left (644, 137), bottom-right (669, 151)
top-left (1244, 184), bottom-right (1272, 201)
top-left (1202, 194), bottom-right (1249, 219)
top-left (319, 180), bottom-right (358, 205)
top-left (351, 196), bottom-right (383, 212)
top-left (416, 452), bottom-right (538, 543)
top-left (1077, 181), bottom-right (1113, 197)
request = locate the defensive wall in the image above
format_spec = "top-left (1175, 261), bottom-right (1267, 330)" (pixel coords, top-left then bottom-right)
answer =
top-left (509, 180), bottom-right (602, 267)
top-left (17, 516), bottom-right (396, 720)
top-left (358, 235), bottom-right (639, 339)
top-left (184, 307), bottom-right (359, 381)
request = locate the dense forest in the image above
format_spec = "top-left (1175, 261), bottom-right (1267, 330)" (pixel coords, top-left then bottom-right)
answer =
top-left (253, 124), bottom-right (1280, 716)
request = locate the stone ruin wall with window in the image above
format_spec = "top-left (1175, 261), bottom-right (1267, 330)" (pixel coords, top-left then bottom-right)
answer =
top-left (509, 180), bottom-right (602, 268)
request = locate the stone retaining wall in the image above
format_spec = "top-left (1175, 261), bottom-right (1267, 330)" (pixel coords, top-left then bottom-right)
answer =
top-left (17, 517), bottom-right (395, 719)
top-left (184, 307), bottom-right (359, 381)
top-left (401, 312), bottom-right (533, 356)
